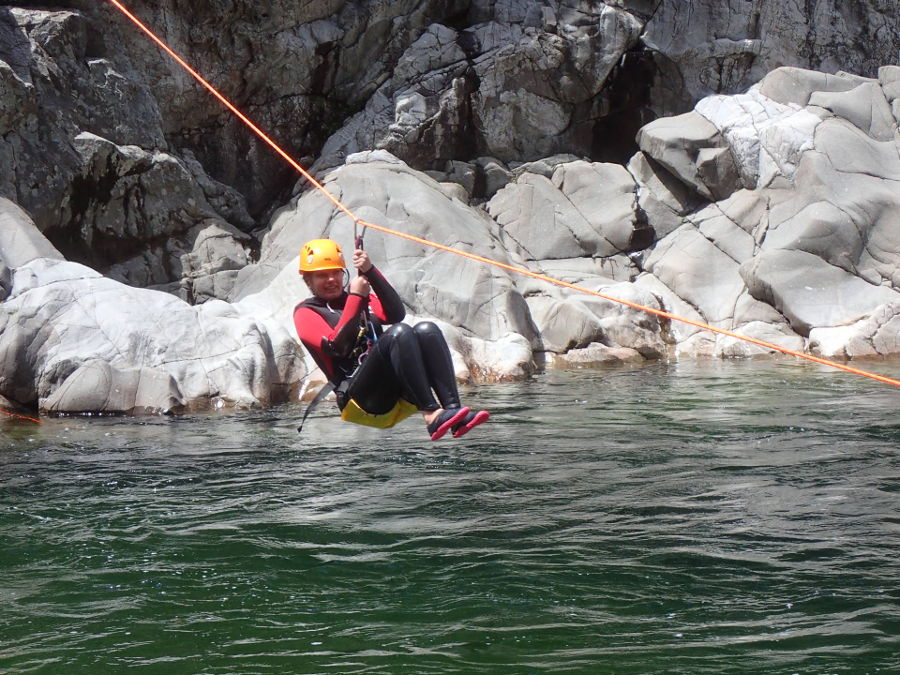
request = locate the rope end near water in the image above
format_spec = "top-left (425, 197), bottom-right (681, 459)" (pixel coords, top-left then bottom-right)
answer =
top-left (0, 409), bottom-right (42, 424)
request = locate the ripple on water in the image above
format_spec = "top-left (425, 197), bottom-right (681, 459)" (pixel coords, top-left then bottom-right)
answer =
top-left (2, 361), bottom-right (900, 672)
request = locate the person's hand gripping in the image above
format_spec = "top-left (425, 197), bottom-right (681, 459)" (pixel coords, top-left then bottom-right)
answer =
top-left (349, 248), bottom-right (372, 296)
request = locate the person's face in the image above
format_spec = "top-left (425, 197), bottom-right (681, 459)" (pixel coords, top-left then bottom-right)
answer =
top-left (306, 268), bottom-right (344, 301)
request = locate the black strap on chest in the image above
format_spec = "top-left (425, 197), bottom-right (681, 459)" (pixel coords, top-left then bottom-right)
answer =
top-left (295, 297), bottom-right (378, 433)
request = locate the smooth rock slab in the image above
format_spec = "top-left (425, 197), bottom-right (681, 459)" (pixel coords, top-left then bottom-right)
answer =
top-left (741, 249), bottom-right (900, 335)
top-left (43, 360), bottom-right (184, 415)
top-left (0, 258), bottom-right (305, 412)
top-left (0, 196), bottom-right (63, 269)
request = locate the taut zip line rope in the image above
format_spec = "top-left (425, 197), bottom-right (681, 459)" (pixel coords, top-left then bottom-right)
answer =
top-left (100, 0), bottom-right (900, 391)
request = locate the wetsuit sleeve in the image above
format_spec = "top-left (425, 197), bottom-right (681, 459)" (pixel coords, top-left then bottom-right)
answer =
top-left (365, 265), bottom-right (405, 323)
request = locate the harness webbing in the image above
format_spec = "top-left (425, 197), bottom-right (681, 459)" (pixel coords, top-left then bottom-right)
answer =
top-left (296, 381), bottom-right (334, 433)
top-left (105, 0), bottom-right (900, 391)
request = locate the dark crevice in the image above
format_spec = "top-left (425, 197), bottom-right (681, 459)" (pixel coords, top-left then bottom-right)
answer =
top-left (590, 47), bottom-right (658, 164)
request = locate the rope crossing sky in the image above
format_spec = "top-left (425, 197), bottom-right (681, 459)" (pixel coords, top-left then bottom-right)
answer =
top-left (95, 1), bottom-right (900, 392)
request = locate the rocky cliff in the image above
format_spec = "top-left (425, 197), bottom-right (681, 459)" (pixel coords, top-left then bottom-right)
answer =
top-left (1, 1), bottom-right (898, 414)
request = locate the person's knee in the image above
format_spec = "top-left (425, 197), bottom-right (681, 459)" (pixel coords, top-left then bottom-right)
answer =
top-left (385, 322), bottom-right (414, 344)
top-left (412, 321), bottom-right (442, 339)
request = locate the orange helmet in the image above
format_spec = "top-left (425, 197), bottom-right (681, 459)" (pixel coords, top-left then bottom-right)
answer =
top-left (299, 238), bottom-right (346, 273)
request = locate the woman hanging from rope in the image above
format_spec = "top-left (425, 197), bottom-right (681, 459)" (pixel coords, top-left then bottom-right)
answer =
top-left (293, 238), bottom-right (490, 440)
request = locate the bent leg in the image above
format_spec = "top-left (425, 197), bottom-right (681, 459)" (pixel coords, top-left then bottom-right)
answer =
top-left (345, 344), bottom-right (402, 415)
top-left (412, 321), bottom-right (461, 410)
top-left (352, 323), bottom-right (441, 412)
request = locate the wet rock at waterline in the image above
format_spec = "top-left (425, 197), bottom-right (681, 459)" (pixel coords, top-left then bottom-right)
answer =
top-left (0, 255), bottom-right (306, 414)
top-left (2, 64), bottom-right (900, 413)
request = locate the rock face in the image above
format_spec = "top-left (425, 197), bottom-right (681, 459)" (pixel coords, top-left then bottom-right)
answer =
top-left (641, 1), bottom-right (899, 116)
top-left (0, 7), bottom-right (254, 299)
top-left (313, 5), bottom-right (644, 171)
top-left (0, 0), bottom-right (899, 415)
top-left (1, 254), bottom-right (306, 414)
top-left (4, 1), bottom-right (897, 243)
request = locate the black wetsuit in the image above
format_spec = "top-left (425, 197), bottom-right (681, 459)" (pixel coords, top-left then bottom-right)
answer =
top-left (293, 267), bottom-right (461, 415)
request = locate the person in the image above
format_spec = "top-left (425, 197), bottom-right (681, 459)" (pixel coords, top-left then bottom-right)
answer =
top-left (293, 238), bottom-right (489, 440)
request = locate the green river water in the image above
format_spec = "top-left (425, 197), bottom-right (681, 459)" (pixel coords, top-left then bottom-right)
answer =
top-left (2, 359), bottom-right (899, 674)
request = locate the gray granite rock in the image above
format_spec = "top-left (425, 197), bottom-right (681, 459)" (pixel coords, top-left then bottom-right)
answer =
top-left (643, 3), bottom-right (898, 114)
top-left (0, 197), bottom-right (63, 269)
top-left (43, 360), bottom-right (184, 416)
top-left (4, 44), bottom-right (900, 413)
top-left (636, 111), bottom-right (742, 201)
top-left (487, 159), bottom-right (641, 260)
top-left (0, 257), bottom-right (306, 412)
top-left (741, 249), bottom-right (900, 336)
top-left (315, 5), bottom-right (642, 170)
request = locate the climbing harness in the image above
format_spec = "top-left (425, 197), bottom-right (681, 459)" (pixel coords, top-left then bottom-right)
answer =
top-left (100, 0), bottom-right (900, 395)
top-left (293, 273), bottom-right (412, 432)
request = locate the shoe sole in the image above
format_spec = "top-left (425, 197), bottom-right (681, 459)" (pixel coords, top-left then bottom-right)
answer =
top-left (452, 410), bottom-right (490, 438)
top-left (430, 407), bottom-right (471, 441)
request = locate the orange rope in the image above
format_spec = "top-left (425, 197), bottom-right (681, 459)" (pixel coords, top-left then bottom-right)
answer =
top-left (106, 0), bottom-right (900, 390)
top-left (106, 0), bottom-right (357, 224)
top-left (360, 220), bottom-right (900, 387)
top-left (0, 408), bottom-right (42, 424)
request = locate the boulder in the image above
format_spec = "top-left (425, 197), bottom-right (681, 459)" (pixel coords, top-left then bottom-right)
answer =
top-left (548, 343), bottom-right (645, 368)
top-left (474, 156), bottom-right (513, 199)
top-left (713, 321), bottom-right (806, 359)
top-left (757, 67), bottom-right (866, 107)
top-left (487, 159), bottom-right (640, 260)
top-left (627, 152), bottom-right (701, 242)
top-left (644, 225), bottom-right (747, 325)
top-left (809, 82), bottom-right (896, 142)
top-left (0, 257), bottom-right (306, 412)
top-left (880, 65), bottom-right (900, 133)
top-left (741, 249), bottom-right (900, 335)
top-left (695, 88), bottom-right (823, 189)
top-left (809, 303), bottom-right (900, 359)
top-left (0, 197), bottom-right (63, 269)
top-left (179, 221), bottom-right (253, 304)
top-left (43, 360), bottom-right (184, 415)
top-left (636, 111), bottom-right (742, 201)
top-left (526, 280), bottom-right (667, 358)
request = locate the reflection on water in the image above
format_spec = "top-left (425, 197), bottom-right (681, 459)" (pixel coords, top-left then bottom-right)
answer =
top-left (2, 359), bottom-right (899, 673)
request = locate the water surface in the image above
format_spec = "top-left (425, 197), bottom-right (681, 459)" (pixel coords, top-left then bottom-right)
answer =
top-left (2, 359), bottom-right (899, 673)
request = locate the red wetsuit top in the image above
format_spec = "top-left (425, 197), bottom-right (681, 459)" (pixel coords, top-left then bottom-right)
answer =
top-left (293, 266), bottom-right (405, 386)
